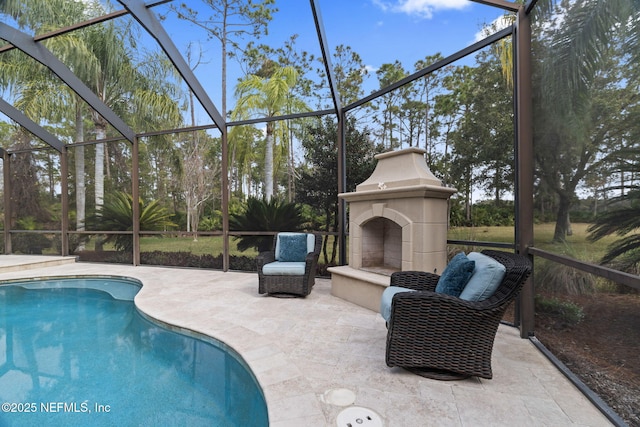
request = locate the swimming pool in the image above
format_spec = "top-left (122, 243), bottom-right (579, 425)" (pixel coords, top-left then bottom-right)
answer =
top-left (0, 277), bottom-right (268, 427)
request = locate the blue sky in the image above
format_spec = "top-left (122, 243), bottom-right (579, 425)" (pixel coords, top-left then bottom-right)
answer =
top-left (152, 0), bottom-right (512, 123)
top-left (0, 0), bottom-right (512, 128)
top-left (268, 0), bottom-right (508, 70)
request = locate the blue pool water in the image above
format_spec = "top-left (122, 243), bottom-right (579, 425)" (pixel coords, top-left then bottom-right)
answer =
top-left (0, 277), bottom-right (268, 427)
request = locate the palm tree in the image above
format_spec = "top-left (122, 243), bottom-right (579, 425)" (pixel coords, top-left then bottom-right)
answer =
top-left (532, 0), bottom-right (639, 242)
top-left (228, 124), bottom-right (262, 195)
top-left (587, 189), bottom-right (640, 272)
top-left (1, 0), bottom-right (183, 249)
top-left (534, 0), bottom-right (637, 108)
top-left (229, 196), bottom-right (304, 252)
top-left (85, 191), bottom-right (176, 253)
top-left (0, 0), bottom-right (91, 245)
top-left (232, 65), bottom-right (307, 200)
top-left (170, 0), bottom-right (276, 126)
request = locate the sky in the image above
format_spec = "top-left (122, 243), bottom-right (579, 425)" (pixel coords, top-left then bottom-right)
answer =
top-left (0, 0), bottom-right (513, 130)
top-left (0, 0), bottom-right (516, 201)
top-left (150, 0), bottom-right (513, 124)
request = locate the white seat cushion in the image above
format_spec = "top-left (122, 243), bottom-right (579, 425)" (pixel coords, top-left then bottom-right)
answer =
top-left (262, 261), bottom-right (306, 276)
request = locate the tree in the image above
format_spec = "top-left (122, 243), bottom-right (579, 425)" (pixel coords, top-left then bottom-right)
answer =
top-left (588, 189), bottom-right (640, 272)
top-left (7, 131), bottom-right (52, 225)
top-left (170, 0), bottom-right (277, 120)
top-left (73, 11), bottom-right (181, 235)
top-left (0, 0), bottom-right (92, 247)
top-left (374, 61), bottom-right (408, 149)
top-left (229, 196), bottom-right (305, 252)
top-left (434, 65), bottom-right (476, 219)
top-left (227, 124), bottom-right (262, 196)
top-left (532, 0), bottom-right (640, 241)
top-left (182, 131), bottom-right (218, 239)
top-left (536, 46), bottom-right (635, 241)
top-left (78, 22), bottom-right (182, 246)
top-left (238, 36), bottom-right (316, 200)
top-left (533, 0), bottom-right (637, 113)
top-left (320, 44), bottom-right (369, 107)
top-left (466, 49), bottom-right (514, 204)
top-left (0, 0), bottom-right (183, 249)
top-left (233, 65), bottom-right (307, 200)
top-left (179, 45), bottom-right (219, 238)
top-left (296, 117), bottom-right (382, 265)
top-left (412, 55), bottom-right (445, 157)
top-left (85, 192), bottom-right (176, 253)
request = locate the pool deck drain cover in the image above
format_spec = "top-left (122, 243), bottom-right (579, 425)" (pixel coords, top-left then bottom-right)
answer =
top-left (336, 407), bottom-right (383, 427)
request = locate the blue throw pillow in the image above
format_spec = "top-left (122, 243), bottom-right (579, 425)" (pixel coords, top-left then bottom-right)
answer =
top-left (435, 252), bottom-right (475, 297)
top-left (277, 234), bottom-right (308, 262)
top-left (459, 252), bottom-right (506, 302)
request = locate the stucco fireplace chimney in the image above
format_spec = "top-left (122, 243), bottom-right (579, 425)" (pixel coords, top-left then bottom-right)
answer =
top-left (328, 147), bottom-right (456, 311)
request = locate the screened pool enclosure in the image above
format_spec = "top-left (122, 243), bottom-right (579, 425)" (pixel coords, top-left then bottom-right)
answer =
top-left (1, 2), bottom-right (639, 423)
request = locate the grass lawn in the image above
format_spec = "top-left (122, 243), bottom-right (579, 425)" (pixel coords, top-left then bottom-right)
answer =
top-left (139, 235), bottom-right (257, 257)
top-left (448, 222), bottom-right (621, 263)
top-left (51, 223), bottom-right (620, 266)
top-left (141, 223), bottom-right (618, 266)
top-left (65, 235), bottom-right (258, 257)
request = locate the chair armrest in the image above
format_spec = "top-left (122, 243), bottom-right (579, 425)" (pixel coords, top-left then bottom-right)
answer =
top-left (305, 251), bottom-right (316, 262)
top-left (256, 251), bottom-right (275, 271)
top-left (390, 271), bottom-right (439, 292)
top-left (304, 250), bottom-right (320, 275)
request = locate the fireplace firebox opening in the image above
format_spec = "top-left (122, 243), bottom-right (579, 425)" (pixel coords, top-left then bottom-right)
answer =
top-left (361, 217), bottom-right (402, 275)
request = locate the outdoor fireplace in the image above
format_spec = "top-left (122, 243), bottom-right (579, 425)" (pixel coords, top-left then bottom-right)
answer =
top-left (328, 147), bottom-right (455, 311)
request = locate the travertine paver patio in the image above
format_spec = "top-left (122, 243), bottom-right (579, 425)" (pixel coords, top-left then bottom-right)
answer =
top-left (0, 255), bottom-right (613, 426)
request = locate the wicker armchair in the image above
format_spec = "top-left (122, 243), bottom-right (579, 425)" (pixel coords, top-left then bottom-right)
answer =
top-left (256, 233), bottom-right (322, 297)
top-left (385, 250), bottom-right (532, 380)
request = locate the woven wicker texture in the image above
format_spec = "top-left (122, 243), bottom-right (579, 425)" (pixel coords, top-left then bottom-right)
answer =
top-left (256, 233), bottom-right (322, 297)
top-left (385, 250), bottom-right (532, 379)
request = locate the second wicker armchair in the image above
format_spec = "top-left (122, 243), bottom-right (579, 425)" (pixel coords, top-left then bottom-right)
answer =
top-left (384, 250), bottom-right (532, 380)
top-left (256, 232), bottom-right (322, 297)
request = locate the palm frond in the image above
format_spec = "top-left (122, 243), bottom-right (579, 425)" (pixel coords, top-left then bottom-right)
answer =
top-left (587, 189), bottom-right (640, 267)
top-left (85, 192), bottom-right (176, 252)
top-left (600, 234), bottom-right (640, 265)
top-left (587, 190), bottom-right (640, 240)
top-left (229, 197), bottom-right (305, 252)
top-left (538, 0), bottom-right (635, 111)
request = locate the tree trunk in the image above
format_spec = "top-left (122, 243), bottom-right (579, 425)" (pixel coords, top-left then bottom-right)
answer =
top-left (465, 168), bottom-right (472, 224)
top-left (322, 207), bottom-right (332, 265)
top-left (265, 124), bottom-right (274, 201)
top-left (330, 204), bottom-right (339, 265)
top-left (95, 131), bottom-right (105, 208)
top-left (94, 124), bottom-right (106, 252)
top-left (288, 120), bottom-right (295, 202)
top-left (186, 196), bottom-right (192, 232)
top-left (553, 193), bottom-right (573, 242)
top-left (75, 107), bottom-right (86, 251)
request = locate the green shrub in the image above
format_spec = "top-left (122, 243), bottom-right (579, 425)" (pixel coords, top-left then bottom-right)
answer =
top-left (471, 201), bottom-right (515, 227)
top-left (140, 251), bottom-right (255, 270)
top-left (534, 246), bottom-right (597, 295)
top-left (85, 192), bottom-right (176, 252)
top-left (535, 295), bottom-right (585, 324)
top-left (229, 197), bottom-right (305, 252)
top-left (199, 213), bottom-right (221, 231)
top-left (449, 200), bottom-right (515, 227)
top-left (11, 217), bottom-right (52, 254)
